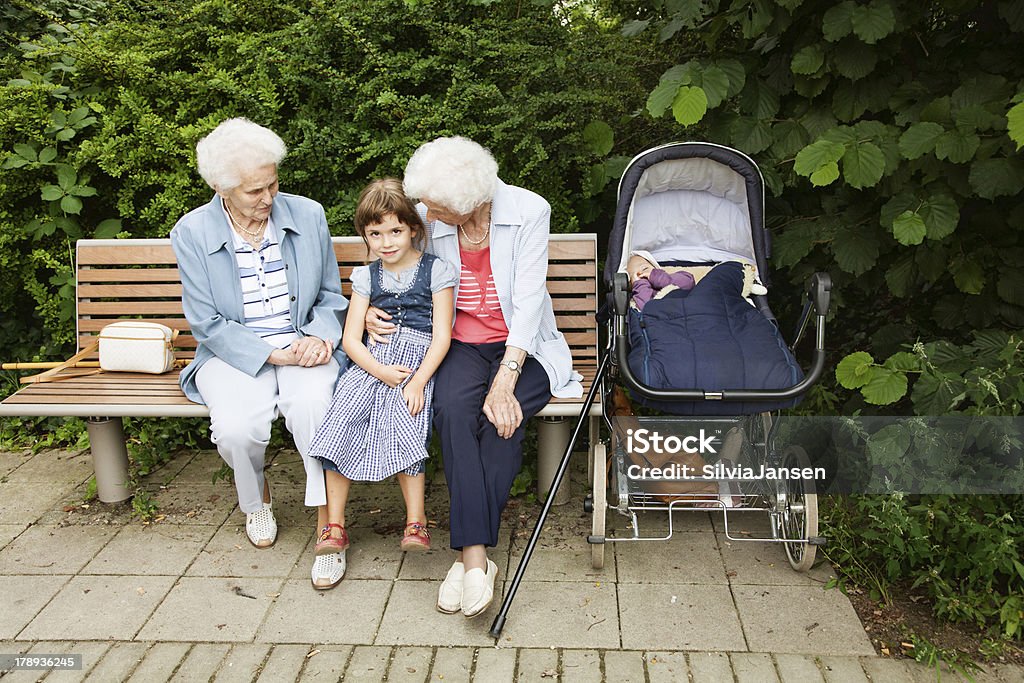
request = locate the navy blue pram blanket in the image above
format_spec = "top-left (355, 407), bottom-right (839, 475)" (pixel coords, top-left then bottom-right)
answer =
top-left (627, 261), bottom-right (803, 415)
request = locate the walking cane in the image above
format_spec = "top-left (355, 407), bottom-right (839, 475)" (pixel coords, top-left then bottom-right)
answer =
top-left (489, 352), bottom-right (610, 639)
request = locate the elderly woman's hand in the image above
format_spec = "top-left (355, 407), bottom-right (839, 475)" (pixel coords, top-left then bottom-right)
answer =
top-left (483, 376), bottom-right (523, 439)
top-left (365, 306), bottom-right (397, 344)
top-left (290, 336), bottom-right (332, 367)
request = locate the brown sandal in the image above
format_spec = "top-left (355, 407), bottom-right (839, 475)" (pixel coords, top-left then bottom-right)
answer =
top-left (400, 522), bottom-right (431, 552)
top-left (314, 523), bottom-right (349, 556)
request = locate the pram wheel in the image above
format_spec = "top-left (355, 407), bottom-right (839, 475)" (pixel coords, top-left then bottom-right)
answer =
top-left (590, 442), bottom-right (607, 569)
top-left (776, 445), bottom-right (818, 572)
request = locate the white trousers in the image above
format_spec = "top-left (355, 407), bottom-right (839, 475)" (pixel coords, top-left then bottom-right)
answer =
top-left (195, 356), bottom-right (339, 513)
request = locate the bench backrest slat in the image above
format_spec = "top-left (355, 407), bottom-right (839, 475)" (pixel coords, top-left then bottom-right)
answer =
top-left (76, 235), bottom-right (599, 365)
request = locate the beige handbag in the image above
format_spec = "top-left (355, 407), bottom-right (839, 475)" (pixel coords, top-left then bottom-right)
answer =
top-left (20, 322), bottom-right (179, 384)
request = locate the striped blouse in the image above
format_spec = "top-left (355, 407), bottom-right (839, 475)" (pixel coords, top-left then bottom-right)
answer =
top-left (453, 246), bottom-right (508, 344)
top-left (229, 219), bottom-right (297, 349)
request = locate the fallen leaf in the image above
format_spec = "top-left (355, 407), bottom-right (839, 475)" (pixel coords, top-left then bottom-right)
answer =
top-left (136, 587), bottom-right (146, 596)
top-left (900, 642), bottom-right (914, 650)
top-left (881, 647), bottom-right (890, 656)
top-left (81, 504), bottom-right (91, 509)
top-left (266, 592), bottom-right (281, 598)
top-left (306, 649), bottom-right (320, 659)
top-left (541, 669), bottom-right (557, 678)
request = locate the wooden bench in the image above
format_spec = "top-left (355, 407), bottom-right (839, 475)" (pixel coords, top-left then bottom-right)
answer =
top-left (0, 236), bottom-right (602, 504)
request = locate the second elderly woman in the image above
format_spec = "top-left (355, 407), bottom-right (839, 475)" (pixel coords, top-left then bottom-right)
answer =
top-left (370, 136), bottom-right (582, 618)
top-left (171, 118), bottom-right (349, 590)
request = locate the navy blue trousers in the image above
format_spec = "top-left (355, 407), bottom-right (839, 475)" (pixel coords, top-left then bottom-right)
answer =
top-left (433, 340), bottom-right (552, 550)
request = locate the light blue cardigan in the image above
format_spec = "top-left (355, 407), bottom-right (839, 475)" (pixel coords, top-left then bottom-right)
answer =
top-left (422, 180), bottom-right (583, 399)
top-left (171, 193), bottom-right (349, 404)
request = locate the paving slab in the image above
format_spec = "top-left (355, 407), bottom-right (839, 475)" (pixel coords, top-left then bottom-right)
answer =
top-left (711, 508), bottom-right (774, 536)
top-left (376, 580), bottom-right (494, 647)
top-left (138, 450), bottom-right (197, 486)
top-left (859, 657), bottom-right (916, 682)
top-left (718, 534), bottom-right (834, 586)
top-left (0, 575), bottom-right (68, 639)
top-left (4, 450), bottom-right (93, 485)
top-left (561, 649), bottom-right (601, 683)
top-left (603, 651), bottom-right (646, 682)
top-left (385, 646), bottom-right (432, 682)
top-left (507, 530), bottom-right (611, 583)
top-left (820, 655), bottom-right (870, 682)
top-left (298, 645), bottom-right (353, 682)
top-left (258, 578), bottom-right (391, 644)
top-left (618, 584), bottom-right (745, 651)
top-left (83, 641), bottom-right (150, 682)
top-left (0, 482), bottom-right (78, 525)
top-left (19, 575), bottom-right (176, 641)
top-left (0, 450), bottom-right (33, 477)
top-left (213, 643), bottom-right (272, 683)
top-left (166, 451), bottom-right (227, 485)
top-left (515, 648), bottom-right (557, 682)
top-left (429, 646), bottom-right (474, 681)
top-left (731, 652), bottom-right (780, 682)
top-left (328, 526), bottom-right (402, 581)
top-left (170, 643), bottom-right (230, 682)
top-left (615, 531), bottom-right (726, 584)
top-left (732, 585), bottom-right (874, 656)
top-left (126, 642), bottom-right (191, 682)
top-left (0, 524), bottom-right (116, 575)
top-left (146, 483), bottom-right (237, 526)
top-left (137, 577), bottom-right (284, 642)
top-left (21, 640), bottom-right (110, 683)
top-left (187, 524), bottom-right (307, 578)
top-left (609, 508), bottom-right (716, 535)
top-left (83, 524), bottom-right (214, 576)
top-left (473, 647), bottom-right (516, 682)
top-left (255, 644), bottom-right (309, 682)
top-left (344, 645), bottom-right (392, 682)
top-left (687, 652), bottom-right (733, 682)
top-left (397, 530), bottom-right (512, 581)
top-left (645, 651), bottom-right (689, 683)
top-left (497, 580), bottom-right (619, 649)
top-left (258, 483), bottom-right (318, 529)
top-left (0, 524), bottom-right (26, 550)
top-left (776, 653), bottom-right (826, 681)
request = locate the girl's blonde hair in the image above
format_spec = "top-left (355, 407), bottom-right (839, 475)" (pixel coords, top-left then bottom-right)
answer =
top-left (354, 178), bottom-right (426, 251)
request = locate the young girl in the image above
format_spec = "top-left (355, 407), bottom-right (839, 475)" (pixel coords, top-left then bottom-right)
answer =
top-left (307, 178), bottom-right (455, 570)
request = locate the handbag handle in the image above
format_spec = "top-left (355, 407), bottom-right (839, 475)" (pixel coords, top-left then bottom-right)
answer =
top-left (19, 340), bottom-right (101, 384)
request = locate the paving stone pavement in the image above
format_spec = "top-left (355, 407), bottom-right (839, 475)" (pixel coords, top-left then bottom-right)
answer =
top-left (0, 447), bottom-right (1022, 682)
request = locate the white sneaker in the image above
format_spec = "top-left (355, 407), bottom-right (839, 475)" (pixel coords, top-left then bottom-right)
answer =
top-left (245, 503), bottom-right (277, 548)
top-left (461, 559), bottom-right (498, 618)
top-left (311, 550), bottom-right (346, 590)
top-left (436, 561), bottom-right (465, 614)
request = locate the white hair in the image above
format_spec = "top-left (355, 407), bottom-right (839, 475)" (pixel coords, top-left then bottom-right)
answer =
top-left (403, 136), bottom-right (499, 215)
top-left (195, 118), bottom-right (287, 191)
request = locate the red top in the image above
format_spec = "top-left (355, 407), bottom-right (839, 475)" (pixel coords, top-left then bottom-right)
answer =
top-left (453, 246), bottom-right (509, 344)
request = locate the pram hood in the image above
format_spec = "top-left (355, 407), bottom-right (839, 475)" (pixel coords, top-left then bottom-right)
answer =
top-left (606, 143), bottom-right (770, 288)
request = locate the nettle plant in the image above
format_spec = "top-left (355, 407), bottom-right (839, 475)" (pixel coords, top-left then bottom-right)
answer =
top-left (609, 0), bottom-right (1024, 409)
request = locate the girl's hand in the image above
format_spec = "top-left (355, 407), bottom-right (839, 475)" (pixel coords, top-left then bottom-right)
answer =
top-left (379, 364), bottom-right (413, 388)
top-left (365, 306), bottom-right (397, 344)
top-left (483, 385), bottom-right (523, 439)
top-left (402, 380), bottom-right (426, 416)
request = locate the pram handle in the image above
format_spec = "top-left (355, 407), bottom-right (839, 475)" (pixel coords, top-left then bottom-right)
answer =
top-left (611, 271), bottom-right (830, 402)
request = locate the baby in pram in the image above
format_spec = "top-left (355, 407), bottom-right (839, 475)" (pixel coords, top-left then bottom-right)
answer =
top-left (627, 250), bottom-right (695, 310)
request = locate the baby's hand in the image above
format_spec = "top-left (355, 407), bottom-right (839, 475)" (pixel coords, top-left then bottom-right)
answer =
top-left (379, 364), bottom-right (413, 388)
top-left (402, 380), bottom-right (426, 416)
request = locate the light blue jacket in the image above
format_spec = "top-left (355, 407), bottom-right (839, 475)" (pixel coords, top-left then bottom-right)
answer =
top-left (171, 193), bottom-right (349, 404)
top-left (422, 180), bottom-right (583, 399)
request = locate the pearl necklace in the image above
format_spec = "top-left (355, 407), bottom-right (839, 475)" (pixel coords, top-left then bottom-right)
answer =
top-left (458, 205), bottom-right (491, 245)
top-left (224, 201), bottom-right (267, 240)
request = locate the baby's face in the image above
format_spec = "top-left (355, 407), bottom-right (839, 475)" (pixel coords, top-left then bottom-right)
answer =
top-left (627, 255), bottom-right (654, 282)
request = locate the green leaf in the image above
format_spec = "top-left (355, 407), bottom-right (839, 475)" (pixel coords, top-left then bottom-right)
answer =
top-left (851, 0), bottom-right (896, 44)
top-left (700, 66), bottom-right (730, 108)
top-left (822, 1), bottom-right (855, 42)
top-left (968, 158), bottom-right (1024, 200)
top-left (37, 146), bottom-right (57, 163)
top-left (770, 120), bottom-right (809, 158)
top-left (836, 351), bottom-right (875, 389)
top-left (842, 141), bottom-right (885, 188)
top-left (880, 193), bottom-right (916, 229)
top-left (739, 79), bottom-right (780, 119)
top-left (56, 165), bottom-right (77, 190)
top-left (55, 128), bottom-right (76, 142)
top-left (672, 86), bottom-right (708, 126)
top-left (911, 370), bottom-right (965, 414)
top-left (94, 219), bottom-right (123, 239)
top-left (773, 222), bottom-right (822, 267)
top-left (892, 210), bottom-right (926, 245)
top-left (884, 352), bottom-right (921, 372)
top-left (885, 255), bottom-right (916, 296)
top-left (60, 195), bottom-right (83, 215)
top-left (1008, 101), bottom-right (1024, 150)
top-left (40, 185), bottom-right (63, 201)
top-left (898, 122), bottom-right (944, 160)
top-left (832, 223), bottom-right (880, 274)
top-left (955, 104), bottom-right (997, 133)
top-left (2, 156), bottom-right (29, 169)
top-left (833, 38), bottom-right (877, 80)
top-left (582, 121), bottom-right (614, 156)
top-left (794, 139), bottom-right (846, 176)
top-left (70, 184), bottom-right (97, 197)
top-left (730, 117), bottom-right (773, 154)
top-left (791, 45), bottom-right (824, 75)
top-left (918, 195), bottom-right (959, 240)
top-left (810, 162), bottom-right (840, 186)
top-left (647, 63), bottom-right (694, 118)
top-left (861, 368), bottom-right (908, 405)
top-left (866, 424), bottom-right (912, 462)
top-left (659, 18), bottom-right (686, 43)
top-left (13, 143), bottom-right (36, 161)
top-left (715, 59), bottom-right (746, 97)
top-left (739, 0), bottom-right (774, 38)
top-left (934, 130), bottom-right (980, 163)
top-left (951, 257), bottom-right (985, 295)
top-left (621, 19), bottom-right (650, 37)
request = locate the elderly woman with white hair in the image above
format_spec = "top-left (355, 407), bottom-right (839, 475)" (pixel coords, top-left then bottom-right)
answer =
top-left (369, 136), bottom-right (582, 618)
top-left (171, 118), bottom-right (349, 589)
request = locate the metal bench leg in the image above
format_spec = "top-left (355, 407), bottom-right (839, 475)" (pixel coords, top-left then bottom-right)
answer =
top-left (536, 417), bottom-right (571, 506)
top-left (86, 417), bottom-right (132, 503)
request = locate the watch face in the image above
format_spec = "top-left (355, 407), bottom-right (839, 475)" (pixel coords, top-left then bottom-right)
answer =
top-left (505, 360), bottom-right (520, 371)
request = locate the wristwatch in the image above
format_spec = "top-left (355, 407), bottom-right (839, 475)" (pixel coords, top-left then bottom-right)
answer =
top-left (500, 359), bottom-right (522, 374)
